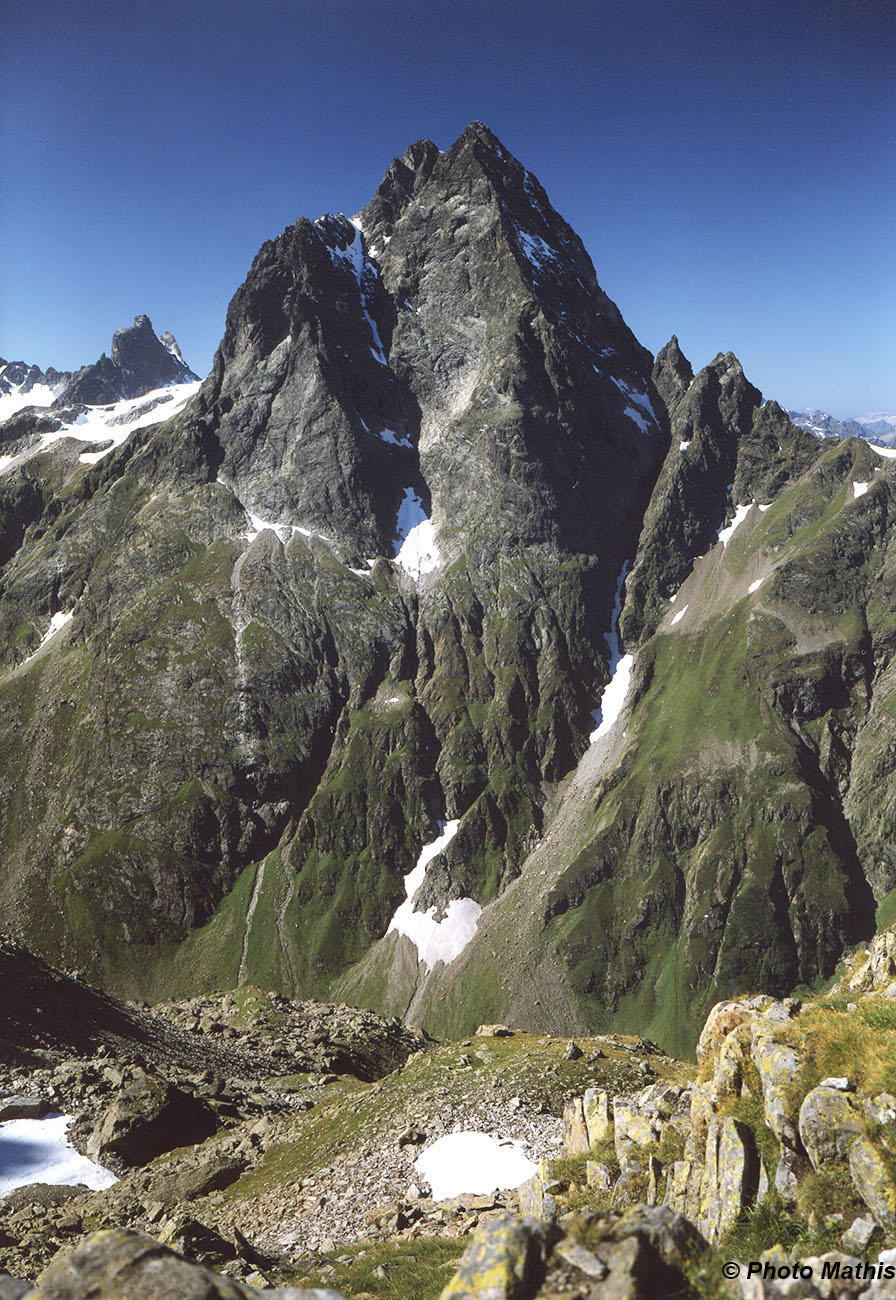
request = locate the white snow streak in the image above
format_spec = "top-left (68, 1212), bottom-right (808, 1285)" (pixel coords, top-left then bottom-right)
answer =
top-left (853, 480), bottom-right (870, 498)
top-left (387, 821), bottom-right (481, 970)
top-left (748, 578), bottom-right (764, 593)
top-left (870, 444), bottom-right (896, 460)
top-left (394, 488), bottom-right (440, 579)
top-left (242, 511), bottom-right (332, 546)
top-left (609, 376), bottom-right (657, 436)
top-left (670, 605), bottom-right (688, 626)
top-left (516, 230), bottom-right (557, 269)
top-left (19, 610), bottom-right (75, 666)
top-left (328, 221), bottom-right (388, 365)
top-left (0, 1115), bottom-right (117, 1197)
top-left (590, 563), bottom-right (633, 743)
top-left (377, 427), bottom-right (413, 448)
top-left (716, 503), bottom-right (752, 547)
top-left (415, 1132), bottom-right (536, 1200)
top-left (76, 383), bottom-right (201, 464)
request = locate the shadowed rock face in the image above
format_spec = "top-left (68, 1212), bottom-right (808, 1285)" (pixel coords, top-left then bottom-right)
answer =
top-left (0, 124), bottom-right (893, 1049)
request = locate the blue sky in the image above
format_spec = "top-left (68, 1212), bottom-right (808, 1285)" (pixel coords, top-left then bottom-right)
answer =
top-left (2, 0), bottom-right (893, 417)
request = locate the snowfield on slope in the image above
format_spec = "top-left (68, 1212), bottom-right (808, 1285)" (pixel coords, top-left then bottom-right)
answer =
top-left (387, 821), bottom-right (482, 969)
top-left (0, 381), bottom-right (201, 474)
top-left (393, 488), bottom-right (441, 579)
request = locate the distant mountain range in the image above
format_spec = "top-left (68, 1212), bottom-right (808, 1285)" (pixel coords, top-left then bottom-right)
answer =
top-left (788, 406), bottom-right (896, 445)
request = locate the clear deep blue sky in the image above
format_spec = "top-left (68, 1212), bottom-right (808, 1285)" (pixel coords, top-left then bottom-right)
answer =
top-left (3, 0), bottom-right (893, 416)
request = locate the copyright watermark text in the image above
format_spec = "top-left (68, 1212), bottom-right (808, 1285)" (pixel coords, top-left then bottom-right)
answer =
top-left (723, 1260), bottom-right (896, 1282)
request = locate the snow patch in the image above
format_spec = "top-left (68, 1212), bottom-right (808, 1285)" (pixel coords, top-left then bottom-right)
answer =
top-left (748, 578), bottom-right (764, 593)
top-left (0, 1114), bottom-right (117, 1197)
top-left (415, 1131), bottom-right (536, 1200)
top-left (75, 382), bottom-right (201, 464)
top-left (0, 382), bottom-right (57, 422)
top-left (20, 610), bottom-right (75, 666)
top-left (870, 444), bottom-right (896, 460)
top-left (853, 481), bottom-right (870, 498)
top-left (377, 427), bottom-right (413, 448)
top-left (758, 504), bottom-right (771, 512)
top-left (387, 821), bottom-right (481, 970)
top-left (590, 563), bottom-right (633, 743)
top-left (242, 510), bottom-right (332, 547)
top-left (516, 230), bottom-right (557, 270)
top-left (679, 440), bottom-right (691, 451)
top-left (394, 488), bottom-right (440, 579)
top-left (610, 376), bottom-right (657, 436)
top-left (670, 605), bottom-right (688, 626)
top-left (716, 503), bottom-right (751, 547)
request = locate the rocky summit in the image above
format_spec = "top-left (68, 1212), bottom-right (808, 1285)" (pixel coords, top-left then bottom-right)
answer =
top-left (1, 120), bottom-right (896, 1296)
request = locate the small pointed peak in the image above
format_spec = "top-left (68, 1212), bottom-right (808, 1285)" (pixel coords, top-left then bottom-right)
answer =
top-left (399, 138), bottom-right (439, 173)
top-left (653, 337), bottom-right (694, 408)
top-left (710, 351), bottom-right (743, 373)
top-left (451, 121), bottom-right (517, 166)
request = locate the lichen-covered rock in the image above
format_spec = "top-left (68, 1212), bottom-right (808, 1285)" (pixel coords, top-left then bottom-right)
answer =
top-left (698, 1116), bottom-right (760, 1243)
top-left (750, 1022), bottom-right (803, 1149)
top-left (849, 1137), bottom-right (896, 1227)
top-left (562, 1097), bottom-right (589, 1156)
top-left (582, 1088), bottom-right (612, 1147)
top-left (695, 999), bottom-right (762, 1066)
top-left (439, 1217), bottom-right (550, 1300)
top-left (798, 1085), bottom-right (865, 1170)
top-left (664, 1158), bottom-right (703, 1224)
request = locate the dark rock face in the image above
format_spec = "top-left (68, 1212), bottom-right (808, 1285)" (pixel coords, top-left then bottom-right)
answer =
top-left (0, 122), bottom-right (667, 1006)
top-left (56, 315), bottom-right (198, 406)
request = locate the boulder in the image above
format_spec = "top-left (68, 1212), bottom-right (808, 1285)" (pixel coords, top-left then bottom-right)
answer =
top-left (26, 1229), bottom-right (255, 1299)
top-left (0, 1278), bottom-right (32, 1300)
top-left (439, 1216), bottom-right (551, 1299)
top-left (0, 1097), bottom-right (51, 1122)
top-left (849, 1137), bottom-right (896, 1227)
top-left (798, 1086), bottom-right (864, 1170)
top-left (85, 1072), bottom-right (217, 1166)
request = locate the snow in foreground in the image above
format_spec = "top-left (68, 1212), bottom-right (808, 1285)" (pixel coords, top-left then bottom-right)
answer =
top-left (414, 1131), bottom-right (536, 1200)
top-left (393, 488), bottom-right (440, 579)
top-left (387, 821), bottom-right (482, 970)
top-left (590, 563), bottom-right (633, 743)
top-left (0, 1114), bottom-right (117, 1197)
